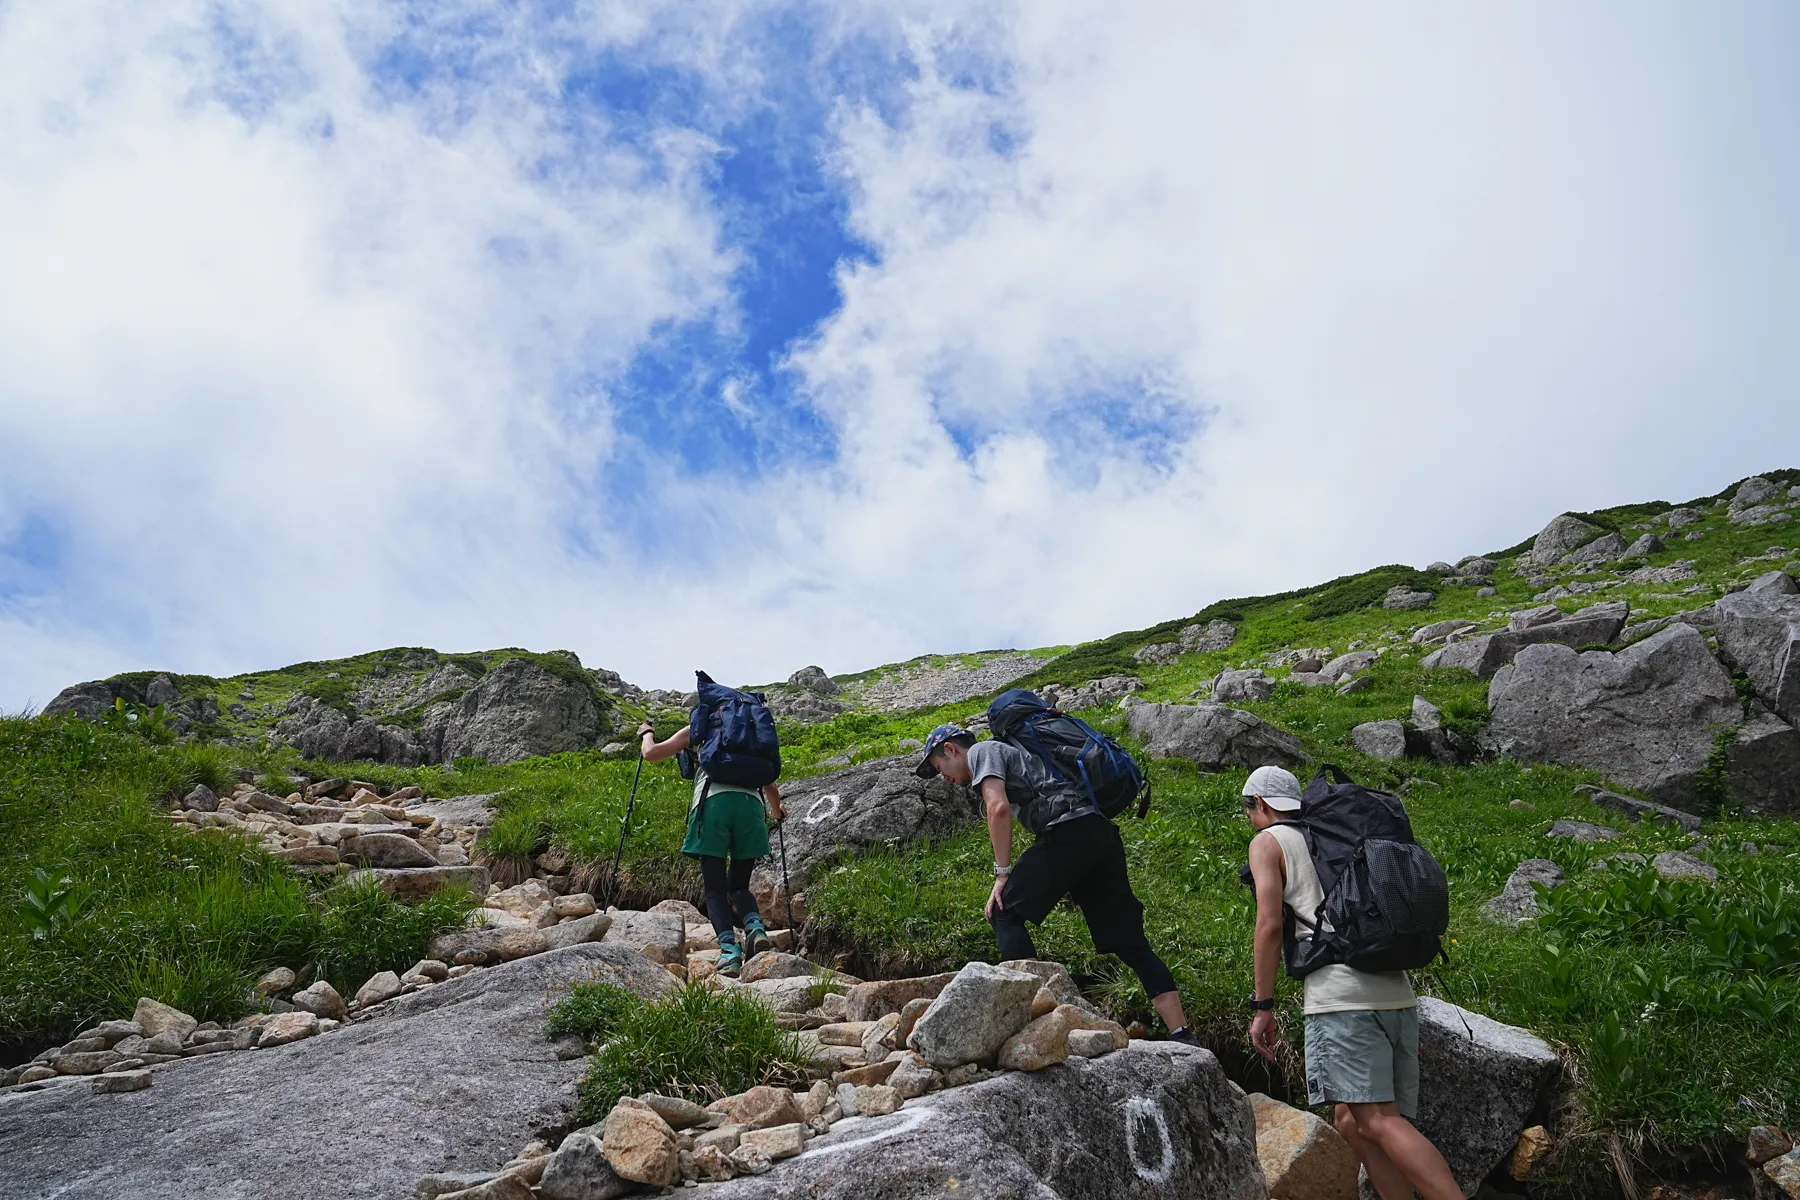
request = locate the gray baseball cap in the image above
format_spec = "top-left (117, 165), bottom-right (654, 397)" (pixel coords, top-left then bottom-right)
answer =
top-left (1242, 765), bottom-right (1303, 812)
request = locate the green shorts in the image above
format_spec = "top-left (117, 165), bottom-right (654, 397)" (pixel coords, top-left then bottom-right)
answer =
top-left (1304, 1008), bottom-right (1420, 1117)
top-left (680, 790), bottom-right (771, 861)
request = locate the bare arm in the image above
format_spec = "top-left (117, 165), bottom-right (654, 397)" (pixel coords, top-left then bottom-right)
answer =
top-left (637, 723), bottom-right (689, 763)
top-left (983, 778), bottom-right (1012, 870)
top-left (982, 778), bottom-right (1012, 920)
top-left (1249, 832), bottom-right (1286, 1000)
top-left (762, 782), bottom-right (785, 822)
top-left (1247, 829), bottom-right (1287, 1060)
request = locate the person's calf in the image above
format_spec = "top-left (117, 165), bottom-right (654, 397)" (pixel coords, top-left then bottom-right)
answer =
top-left (988, 910), bottom-right (1037, 961)
top-left (1347, 1104), bottom-right (1462, 1200)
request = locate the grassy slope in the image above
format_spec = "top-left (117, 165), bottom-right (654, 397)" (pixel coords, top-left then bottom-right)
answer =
top-left (0, 719), bottom-right (471, 1053)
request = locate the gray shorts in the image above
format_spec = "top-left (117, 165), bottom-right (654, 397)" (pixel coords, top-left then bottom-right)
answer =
top-left (1304, 1008), bottom-right (1420, 1117)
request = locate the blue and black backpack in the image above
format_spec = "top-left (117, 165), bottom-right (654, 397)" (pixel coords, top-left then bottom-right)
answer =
top-left (986, 688), bottom-right (1151, 820)
top-left (689, 671), bottom-right (782, 794)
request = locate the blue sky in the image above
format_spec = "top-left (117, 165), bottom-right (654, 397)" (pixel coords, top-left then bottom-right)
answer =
top-left (3, 1), bottom-right (1800, 706)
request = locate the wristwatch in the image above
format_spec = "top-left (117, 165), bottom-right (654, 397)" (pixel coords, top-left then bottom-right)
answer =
top-left (1247, 996), bottom-right (1274, 1011)
top-left (993, 864), bottom-right (1012, 877)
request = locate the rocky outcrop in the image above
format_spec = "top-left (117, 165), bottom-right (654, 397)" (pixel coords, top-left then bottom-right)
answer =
top-left (1526, 514), bottom-right (1605, 566)
top-left (0, 944), bottom-right (676, 1200)
top-left (41, 680), bottom-right (119, 720)
top-left (1714, 586), bottom-right (1800, 724)
top-left (1486, 625), bottom-right (1740, 809)
top-left (42, 674), bottom-right (221, 734)
top-left (1125, 702), bottom-right (1309, 770)
top-left (1727, 712), bottom-right (1800, 815)
top-left (755, 756), bottom-right (982, 891)
top-left (424, 659), bottom-right (612, 765)
top-left (699, 1042), bottom-right (1265, 1200)
top-left (272, 697), bottom-right (425, 765)
top-left (1414, 998), bottom-right (1561, 1197)
top-left (1038, 675), bottom-right (1143, 712)
top-left (1422, 601), bottom-right (1630, 679)
top-left (1135, 620), bottom-right (1238, 665)
top-left (1561, 531), bottom-right (1626, 567)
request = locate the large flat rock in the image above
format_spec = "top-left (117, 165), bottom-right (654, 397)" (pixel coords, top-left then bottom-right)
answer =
top-left (1415, 998), bottom-right (1562, 1197)
top-left (1125, 702), bottom-right (1308, 771)
top-left (767, 756), bottom-right (982, 890)
top-left (0, 943), bottom-right (675, 1200)
top-left (704, 1041), bottom-right (1264, 1200)
top-left (1486, 625), bottom-right (1740, 809)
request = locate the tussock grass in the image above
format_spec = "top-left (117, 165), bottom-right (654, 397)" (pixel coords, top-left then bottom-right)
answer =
top-left (549, 981), bottom-right (812, 1124)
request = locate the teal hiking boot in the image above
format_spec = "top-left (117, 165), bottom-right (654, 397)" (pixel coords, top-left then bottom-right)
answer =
top-left (743, 915), bottom-right (773, 956)
top-left (717, 936), bottom-right (745, 979)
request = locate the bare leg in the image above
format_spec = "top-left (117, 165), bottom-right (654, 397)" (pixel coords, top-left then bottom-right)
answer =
top-left (1150, 990), bottom-right (1188, 1032)
top-left (1336, 1105), bottom-right (1415, 1200)
top-left (1346, 1103), bottom-right (1462, 1200)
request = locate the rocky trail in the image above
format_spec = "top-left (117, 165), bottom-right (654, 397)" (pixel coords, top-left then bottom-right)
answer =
top-left (0, 834), bottom-right (1565, 1200)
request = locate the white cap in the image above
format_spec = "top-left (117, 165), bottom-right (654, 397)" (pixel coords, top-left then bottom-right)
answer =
top-left (1243, 765), bottom-right (1302, 812)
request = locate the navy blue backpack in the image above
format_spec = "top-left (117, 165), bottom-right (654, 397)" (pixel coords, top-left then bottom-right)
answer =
top-left (689, 671), bottom-right (782, 792)
top-left (986, 688), bottom-right (1151, 820)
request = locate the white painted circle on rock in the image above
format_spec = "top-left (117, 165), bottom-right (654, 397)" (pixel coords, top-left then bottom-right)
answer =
top-left (804, 794), bottom-right (842, 825)
top-left (1123, 1095), bottom-right (1174, 1183)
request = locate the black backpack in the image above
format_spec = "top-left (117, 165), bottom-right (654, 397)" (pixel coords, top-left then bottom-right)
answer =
top-left (1271, 765), bottom-right (1449, 977)
top-left (986, 688), bottom-right (1151, 820)
top-left (688, 672), bottom-right (781, 790)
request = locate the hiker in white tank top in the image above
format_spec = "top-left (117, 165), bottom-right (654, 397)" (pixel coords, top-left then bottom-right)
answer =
top-left (1242, 765), bottom-right (1462, 1200)
top-left (1264, 822), bottom-right (1415, 1014)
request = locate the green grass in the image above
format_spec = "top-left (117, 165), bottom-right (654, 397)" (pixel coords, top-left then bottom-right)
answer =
top-left (548, 980), bottom-right (813, 1124)
top-left (0, 717), bottom-right (472, 1047)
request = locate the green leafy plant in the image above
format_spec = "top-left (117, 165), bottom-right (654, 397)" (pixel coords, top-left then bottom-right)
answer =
top-left (18, 868), bottom-right (90, 940)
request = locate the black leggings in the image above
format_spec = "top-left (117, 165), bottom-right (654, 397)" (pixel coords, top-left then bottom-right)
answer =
top-left (700, 855), bottom-right (761, 939)
top-left (990, 908), bottom-right (1179, 1000)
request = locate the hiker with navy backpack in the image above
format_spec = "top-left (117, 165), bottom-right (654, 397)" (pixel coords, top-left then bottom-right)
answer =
top-left (637, 672), bottom-right (786, 979)
top-left (1241, 764), bottom-right (1460, 1200)
top-left (916, 689), bottom-right (1198, 1043)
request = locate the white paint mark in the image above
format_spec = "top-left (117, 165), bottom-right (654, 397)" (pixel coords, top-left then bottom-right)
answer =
top-left (1122, 1095), bottom-right (1174, 1183)
top-left (804, 1105), bottom-right (934, 1157)
top-left (803, 793), bottom-right (842, 825)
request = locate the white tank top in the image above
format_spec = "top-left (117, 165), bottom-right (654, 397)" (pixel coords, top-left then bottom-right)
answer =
top-left (1266, 823), bottom-right (1416, 1015)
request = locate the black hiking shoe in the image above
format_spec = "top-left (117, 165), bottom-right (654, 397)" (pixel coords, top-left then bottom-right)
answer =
top-left (1167, 1027), bottom-right (1200, 1047)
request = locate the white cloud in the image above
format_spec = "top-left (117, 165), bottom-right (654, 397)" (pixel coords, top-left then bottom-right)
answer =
top-left (4, 1), bottom-right (1799, 708)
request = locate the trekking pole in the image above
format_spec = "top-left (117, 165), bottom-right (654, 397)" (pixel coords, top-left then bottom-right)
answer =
top-left (606, 756), bottom-right (646, 909)
top-left (776, 819), bottom-right (793, 935)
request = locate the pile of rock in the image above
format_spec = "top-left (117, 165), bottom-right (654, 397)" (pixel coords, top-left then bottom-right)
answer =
top-left (1421, 600), bottom-right (1630, 679)
top-left (477, 960), bottom-right (1133, 1198)
top-left (1286, 648), bottom-right (1384, 693)
top-left (1134, 619), bottom-right (1238, 665)
top-left (1035, 674), bottom-right (1143, 712)
top-left (1350, 696), bottom-right (1469, 765)
top-left (1727, 475), bottom-right (1798, 527)
top-left (163, 777), bottom-right (491, 899)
